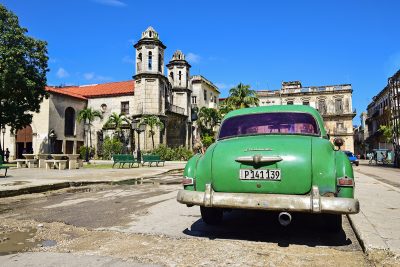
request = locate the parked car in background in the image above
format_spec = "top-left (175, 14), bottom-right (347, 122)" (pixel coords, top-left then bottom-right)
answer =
top-left (344, 151), bottom-right (359, 166)
top-left (177, 105), bottom-right (359, 232)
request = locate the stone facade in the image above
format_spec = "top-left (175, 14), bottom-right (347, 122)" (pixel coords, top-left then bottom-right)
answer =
top-left (388, 70), bottom-right (400, 166)
top-left (3, 92), bottom-right (86, 160)
top-left (257, 81), bottom-right (356, 151)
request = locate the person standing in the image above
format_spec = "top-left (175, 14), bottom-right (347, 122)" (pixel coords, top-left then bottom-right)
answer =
top-left (5, 148), bottom-right (10, 163)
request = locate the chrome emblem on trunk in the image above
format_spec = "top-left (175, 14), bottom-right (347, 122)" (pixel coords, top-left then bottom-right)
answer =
top-left (245, 148), bottom-right (273, 152)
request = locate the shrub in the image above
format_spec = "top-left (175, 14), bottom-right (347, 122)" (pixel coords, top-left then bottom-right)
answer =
top-left (102, 136), bottom-right (123, 160)
top-left (150, 144), bottom-right (193, 161)
top-left (79, 146), bottom-right (95, 160)
top-left (201, 134), bottom-right (215, 148)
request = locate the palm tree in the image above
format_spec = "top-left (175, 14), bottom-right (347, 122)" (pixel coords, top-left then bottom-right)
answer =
top-left (77, 107), bottom-right (103, 147)
top-left (198, 107), bottom-right (220, 137)
top-left (226, 83), bottom-right (259, 109)
top-left (104, 112), bottom-right (130, 138)
top-left (139, 115), bottom-right (164, 149)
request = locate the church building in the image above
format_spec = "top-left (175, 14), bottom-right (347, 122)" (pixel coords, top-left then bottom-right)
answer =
top-left (2, 27), bottom-right (219, 160)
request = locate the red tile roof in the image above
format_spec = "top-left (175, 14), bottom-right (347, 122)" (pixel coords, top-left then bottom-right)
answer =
top-left (46, 86), bottom-right (88, 100)
top-left (46, 80), bottom-right (135, 100)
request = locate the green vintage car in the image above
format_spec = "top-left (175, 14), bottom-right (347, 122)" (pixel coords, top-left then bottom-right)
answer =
top-left (177, 105), bottom-right (359, 231)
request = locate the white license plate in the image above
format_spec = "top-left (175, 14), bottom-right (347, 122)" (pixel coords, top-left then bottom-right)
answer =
top-left (240, 169), bottom-right (281, 180)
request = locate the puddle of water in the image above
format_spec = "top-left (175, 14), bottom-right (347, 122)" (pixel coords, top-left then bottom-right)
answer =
top-left (0, 227), bottom-right (39, 255)
top-left (42, 240), bottom-right (57, 247)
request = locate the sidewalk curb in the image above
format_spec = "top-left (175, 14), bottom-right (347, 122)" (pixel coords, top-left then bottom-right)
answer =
top-left (0, 168), bottom-right (184, 198)
top-left (347, 213), bottom-right (389, 254)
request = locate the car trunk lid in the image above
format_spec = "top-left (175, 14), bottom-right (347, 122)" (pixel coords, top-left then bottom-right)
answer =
top-left (211, 135), bottom-right (313, 194)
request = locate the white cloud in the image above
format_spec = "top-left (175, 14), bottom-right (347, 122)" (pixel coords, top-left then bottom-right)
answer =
top-left (93, 0), bottom-right (126, 7)
top-left (186, 52), bottom-right (201, 64)
top-left (56, 67), bottom-right (69, 78)
top-left (215, 83), bottom-right (235, 90)
top-left (83, 72), bottom-right (112, 82)
top-left (84, 72), bottom-right (95, 80)
top-left (122, 55), bottom-right (135, 64)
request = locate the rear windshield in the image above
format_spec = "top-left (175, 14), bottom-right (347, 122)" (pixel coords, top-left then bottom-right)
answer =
top-left (218, 112), bottom-right (320, 139)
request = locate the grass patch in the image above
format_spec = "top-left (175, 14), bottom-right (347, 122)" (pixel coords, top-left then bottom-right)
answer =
top-left (4, 163), bottom-right (17, 167)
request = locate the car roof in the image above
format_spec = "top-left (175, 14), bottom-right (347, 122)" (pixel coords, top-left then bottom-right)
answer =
top-left (223, 105), bottom-right (327, 137)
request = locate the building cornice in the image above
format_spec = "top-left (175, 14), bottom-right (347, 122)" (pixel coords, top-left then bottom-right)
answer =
top-left (166, 60), bottom-right (191, 69)
top-left (134, 38), bottom-right (166, 49)
top-left (133, 73), bottom-right (169, 84)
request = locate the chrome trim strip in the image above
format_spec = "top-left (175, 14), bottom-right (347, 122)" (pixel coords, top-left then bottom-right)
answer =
top-left (235, 155), bottom-right (283, 164)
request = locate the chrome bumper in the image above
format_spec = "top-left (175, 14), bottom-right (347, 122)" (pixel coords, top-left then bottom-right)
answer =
top-left (177, 184), bottom-right (359, 214)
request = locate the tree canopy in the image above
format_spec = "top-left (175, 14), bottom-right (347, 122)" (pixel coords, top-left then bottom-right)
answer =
top-left (224, 83), bottom-right (259, 110)
top-left (0, 4), bottom-right (49, 131)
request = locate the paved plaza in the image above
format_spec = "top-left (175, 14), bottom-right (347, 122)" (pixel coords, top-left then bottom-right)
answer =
top-left (0, 160), bottom-right (399, 265)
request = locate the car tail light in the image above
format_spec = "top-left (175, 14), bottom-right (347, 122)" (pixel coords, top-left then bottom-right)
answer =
top-left (337, 177), bottom-right (354, 187)
top-left (182, 177), bottom-right (194, 186)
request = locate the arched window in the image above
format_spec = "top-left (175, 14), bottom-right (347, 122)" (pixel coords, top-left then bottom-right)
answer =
top-left (137, 53), bottom-right (142, 72)
top-left (158, 54), bottom-right (162, 72)
top-left (148, 51), bottom-right (152, 70)
top-left (170, 71), bottom-right (174, 80)
top-left (179, 71), bottom-right (182, 80)
top-left (64, 107), bottom-right (75, 136)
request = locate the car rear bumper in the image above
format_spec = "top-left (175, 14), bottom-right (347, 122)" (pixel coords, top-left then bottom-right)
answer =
top-left (177, 184), bottom-right (359, 214)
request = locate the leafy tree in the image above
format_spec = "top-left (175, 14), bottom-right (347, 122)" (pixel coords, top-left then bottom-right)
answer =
top-left (0, 4), bottom-right (49, 151)
top-left (379, 125), bottom-right (393, 143)
top-left (104, 112), bottom-right (129, 138)
top-left (76, 107), bottom-right (103, 147)
top-left (102, 136), bottom-right (123, 160)
top-left (139, 115), bottom-right (164, 149)
top-left (225, 83), bottom-right (259, 109)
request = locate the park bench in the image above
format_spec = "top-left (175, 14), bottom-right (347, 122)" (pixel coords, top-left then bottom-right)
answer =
top-left (142, 154), bottom-right (165, 167)
top-left (112, 154), bottom-right (140, 168)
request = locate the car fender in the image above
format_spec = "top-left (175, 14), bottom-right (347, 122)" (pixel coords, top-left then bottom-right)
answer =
top-left (335, 150), bottom-right (355, 198)
top-left (183, 153), bottom-right (202, 191)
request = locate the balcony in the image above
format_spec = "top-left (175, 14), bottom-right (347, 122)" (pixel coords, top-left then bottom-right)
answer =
top-left (166, 103), bottom-right (186, 115)
top-left (333, 128), bottom-right (349, 135)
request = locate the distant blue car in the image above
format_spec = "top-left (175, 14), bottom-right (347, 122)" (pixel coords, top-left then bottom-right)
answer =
top-left (344, 151), bottom-right (359, 166)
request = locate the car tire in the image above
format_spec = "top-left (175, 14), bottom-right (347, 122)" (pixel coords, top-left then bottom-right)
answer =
top-left (324, 214), bottom-right (342, 232)
top-left (200, 206), bottom-right (223, 225)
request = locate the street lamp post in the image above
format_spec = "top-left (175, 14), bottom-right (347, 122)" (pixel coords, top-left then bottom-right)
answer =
top-left (1, 126), bottom-right (5, 159)
top-left (84, 122), bottom-right (90, 162)
top-left (131, 119), bottom-right (146, 162)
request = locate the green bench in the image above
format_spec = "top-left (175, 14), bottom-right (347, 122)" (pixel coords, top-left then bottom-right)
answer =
top-left (0, 155), bottom-right (9, 177)
top-left (142, 154), bottom-right (165, 167)
top-left (112, 154), bottom-right (140, 168)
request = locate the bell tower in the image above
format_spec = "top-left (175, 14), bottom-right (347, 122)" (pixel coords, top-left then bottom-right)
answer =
top-left (133, 26), bottom-right (171, 150)
top-left (133, 26), bottom-right (170, 116)
top-left (135, 26), bottom-right (165, 76)
top-left (166, 50), bottom-right (191, 116)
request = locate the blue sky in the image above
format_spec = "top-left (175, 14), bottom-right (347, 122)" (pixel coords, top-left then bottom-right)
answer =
top-left (2, 0), bottom-right (400, 125)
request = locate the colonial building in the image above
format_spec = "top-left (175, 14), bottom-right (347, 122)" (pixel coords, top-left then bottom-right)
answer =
top-left (2, 26), bottom-right (219, 160)
top-left (365, 85), bottom-right (391, 150)
top-left (388, 70), bottom-right (400, 167)
top-left (257, 81), bottom-right (356, 151)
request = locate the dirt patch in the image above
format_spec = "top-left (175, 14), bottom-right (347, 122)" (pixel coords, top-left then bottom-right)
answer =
top-left (0, 218), bottom-right (377, 267)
